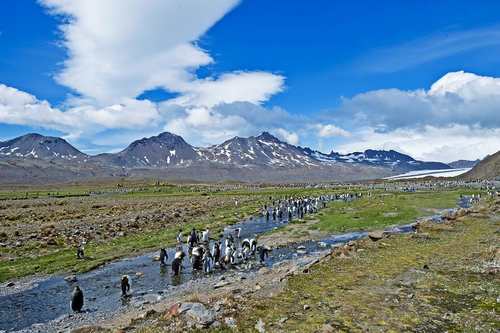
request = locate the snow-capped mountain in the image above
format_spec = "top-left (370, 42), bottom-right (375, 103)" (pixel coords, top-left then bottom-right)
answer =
top-left (0, 131), bottom-right (452, 184)
top-left (94, 132), bottom-right (200, 168)
top-left (205, 132), bottom-right (320, 168)
top-left (320, 149), bottom-right (451, 172)
top-left (0, 133), bottom-right (87, 161)
top-left (448, 159), bottom-right (480, 169)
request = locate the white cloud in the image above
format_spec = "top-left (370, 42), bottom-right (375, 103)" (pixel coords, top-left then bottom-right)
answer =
top-left (338, 71), bottom-right (500, 129)
top-left (325, 70), bottom-right (500, 162)
top-left (169, 71), bottom-right (285, 108)
top-left (0, 0), bottom-right (284, 149)
top-left (0, 84), bottom-right (162, 140)
top-left (316, 124), bottom-right (351, 138)
top-left (39, 0), bottom-right (284, 110)
top-left (336, 125), bottom-right (500, 163)
top-left (274, 128), bottom-right (299, 145)
top-left (40, 0), bottom-right (239, 104)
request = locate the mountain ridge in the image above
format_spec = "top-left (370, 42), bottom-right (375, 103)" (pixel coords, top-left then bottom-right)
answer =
top-left (0, 131), bottom-right (455, 184)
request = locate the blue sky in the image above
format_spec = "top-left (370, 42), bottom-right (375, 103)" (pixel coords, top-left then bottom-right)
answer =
top-left (1, 0), bottom-right (500, 161)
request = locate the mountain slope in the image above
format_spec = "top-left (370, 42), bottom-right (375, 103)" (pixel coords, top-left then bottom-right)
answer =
top-left (462, 151), bottom-right (500, 180)
top-left (0, 131), bottom-right (456, 184)
top-left (205, 132), bottom-right (320, 168)
top-left (94, 132), bottom-right (200, 168)
top-left (302, 148), bottom-right (450, 172)
top-left (448, 159), bottom-right (480, 169)
top-left (0, 133), bottom-right (87, 161)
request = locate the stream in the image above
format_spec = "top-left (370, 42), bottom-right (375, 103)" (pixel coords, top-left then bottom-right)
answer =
top-left (0, 195), bottom-right (472, 332)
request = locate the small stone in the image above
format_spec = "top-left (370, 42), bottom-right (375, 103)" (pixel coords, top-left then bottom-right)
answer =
top-left (224, 317), bottom-right (236, 328)
top-left (255, 318), bottom-right (266, 333)
top-left (139, 309), bottom-right (156, 319)
top-left (6, 282), bottom-right (15, 287)
top-left (303, 304), bottom-right (310, 310)
top-left (64, 275), bottom-right (78, 283)
top-left (321, 323), bottom-right (335, 333)
top-left (214, 281), bottom-right (230, 289)
top-left (135, 272), bottom-right (144, 277)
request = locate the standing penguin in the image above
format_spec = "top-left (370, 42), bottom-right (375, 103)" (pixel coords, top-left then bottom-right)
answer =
top-left (212, 240), bottom-right (221, 265)
top-left (159, 248), bottom-right (168, 266)
top-left (70, 286), bottom-right (84, 312)
top-left (121, 275), bottom-right (130, 296)
top-left (172, 250), bottom-right (185, 276)
top-left (258, 246), bottom-right (271, 264)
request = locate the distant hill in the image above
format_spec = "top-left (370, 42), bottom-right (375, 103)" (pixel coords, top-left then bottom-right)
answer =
top-left (0, 133), bottom-right (87, 161)
top-left (462, 151), bottom-right (500, 180)
top-left (0, 131), bottom-right (452, 184)
top-left (448, 159), bottom-right (480, 169)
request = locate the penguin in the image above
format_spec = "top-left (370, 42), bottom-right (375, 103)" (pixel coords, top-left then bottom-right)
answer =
top-left (70, 286), bottom-right (84, 312)
top-left (121, 275), bottom-right (131, 296)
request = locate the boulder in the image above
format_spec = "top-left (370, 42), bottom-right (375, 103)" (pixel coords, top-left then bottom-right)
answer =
top-left (180, 302), bottom-right (215, 327)
top-left (368, 231), bottom-right (384, 241)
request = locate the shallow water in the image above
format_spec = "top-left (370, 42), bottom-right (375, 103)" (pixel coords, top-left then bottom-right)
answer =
top-left (0, 195), bottom-right (472, 332)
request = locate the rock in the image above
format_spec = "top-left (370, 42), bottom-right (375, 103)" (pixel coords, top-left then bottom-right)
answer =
top-left (258, 267), bottom-right (270, 274)
top-left (321, 323), bottom-right (335, 333)
top-left (303, 304), bottom-right (310, 310)
top-left (180, 302), bottom-right (215, 327)
top-left (46, 238), bottom-right (57, 246)
top-left (368, 231), bottom-right (384, 241)
top-left (255, 318), bottom-right (266, 333)
top-left (152, 255), bottom-right (160, 261)
top-left (135, 271), bottom-right (144, 277)
top-left (139, 309), bottom-right (156, 319)
top-left (278, 316), bottom-right (288, 324)
top-left (69, 326), bottom-right (109, 333)
top-left (6, 282), bottom-right (15, 287)
top-left (214, 281), bottom-right (230, 289)
top-left (224, 317), bottom-right (237, 328)
top-left (254, 284), bottom-right (262, 291)
top-left (64, 275), bottom-right (78, 283)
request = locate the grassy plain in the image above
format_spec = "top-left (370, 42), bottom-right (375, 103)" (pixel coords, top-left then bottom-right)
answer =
top-left (0, 183), bottom-right (339, 282)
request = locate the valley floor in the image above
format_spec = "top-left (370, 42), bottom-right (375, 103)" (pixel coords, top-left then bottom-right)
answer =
top-left (132, 197), bottom-right (499, 332)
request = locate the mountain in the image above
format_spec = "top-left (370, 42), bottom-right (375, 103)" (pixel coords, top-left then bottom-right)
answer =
top-left (205, 132), bottom-right (320, 168)
top-left (302, 148), bottom-right (450, 172)
top-left (448, 159), bottom-right (480, 169)
top-left (94, 132), bottom-right (201, 168)
top-left (0, 131), bottom-right (453, 184)
top-left (461, 151), bottom-right (500, 180)
top-left (0, 133), bottom-right (87, 161)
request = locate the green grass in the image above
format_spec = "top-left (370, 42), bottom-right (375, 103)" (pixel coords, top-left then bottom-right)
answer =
top-left (0, 195), bottom-right (266, 282)
top-left (206, 202), bottom-right (499, 332)
top-left (0, 186), bottom-right (343, 282)
top-left (313, 190), bottom-right (475, 233)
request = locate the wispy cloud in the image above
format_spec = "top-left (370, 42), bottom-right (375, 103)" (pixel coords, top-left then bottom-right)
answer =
top-left (356, 25), bottom-right (500, 73)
